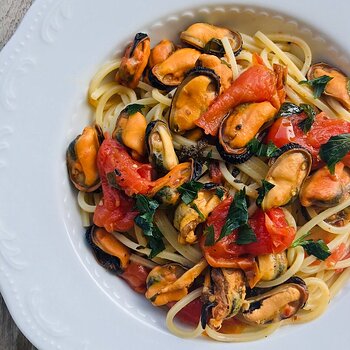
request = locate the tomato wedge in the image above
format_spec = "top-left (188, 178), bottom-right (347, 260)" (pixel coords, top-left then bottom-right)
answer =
top-left (195, 61), bottom-right (285, 136)
top-left (200, 198), bottom-right (296, 266)
top-left (121, 262), bottom-right (150, 293)
top-left (267, 111), bottom-right (350, 168)
top-left (168, 298), bottom-right (202, 326)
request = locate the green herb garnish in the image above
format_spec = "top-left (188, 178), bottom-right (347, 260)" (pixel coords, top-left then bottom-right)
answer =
top-left (219, 189), bottom-right (248, 240)
top-left (215, 187), bottom-right (225, 200)
top-left (319, 133), bottom-right (350, 174)
top-left (204, 225), bottom-right (216, 246)
top-left (298, 104), bottom-right (317, 133)
top-left (291, 233), bottom-right (331, 260)
top-left (248, 139), bottom-right (280, 158)
top-left (134, 195), bottom-right (164, 258)
top-left (256, 180), bottom-right (275, 207)
top-left (124, 103), bottom-right (144, 115)
top-left (276, 102), bottom-right (303, 118)
top-left (299, 75), bottom-right (333, 99)
top-left (191, 203), bottom-right (205, 220)
top-left (236, 223), bottom-right (257, 245)
top-left (178, 180), bottom-right (204, 204)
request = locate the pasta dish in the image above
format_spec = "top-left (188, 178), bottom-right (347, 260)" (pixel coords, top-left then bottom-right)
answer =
top-left (66, 22), bottom-right (350, 341)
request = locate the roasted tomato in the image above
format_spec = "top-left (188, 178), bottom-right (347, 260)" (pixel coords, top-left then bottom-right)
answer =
top-left (200, 198), bottom-right (296, 266)
top-left (267, 111), bottom-right (350, 168)
top-left (121, 262), bottom-right (150, 294)
top-left (168, 298), bottom-right (202, 326)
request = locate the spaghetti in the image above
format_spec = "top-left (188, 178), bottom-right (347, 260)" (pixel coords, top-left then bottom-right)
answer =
top-left (66, 22), bottom-right (350, 342)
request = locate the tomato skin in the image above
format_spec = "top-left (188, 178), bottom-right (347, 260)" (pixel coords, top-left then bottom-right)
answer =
top-left (121, 262), bottom-right (149, 294)
top-left (200, 200), bottom-right (295, 265)
top-left (209, 161), bottom-right (224, 184)
top-left (168, 298), bottom-right (202, 326)
top-left (267, 112), bottom-right (350, 168)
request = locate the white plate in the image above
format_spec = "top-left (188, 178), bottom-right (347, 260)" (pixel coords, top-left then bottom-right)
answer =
top-left (1, 0), bottom-right (350, 349)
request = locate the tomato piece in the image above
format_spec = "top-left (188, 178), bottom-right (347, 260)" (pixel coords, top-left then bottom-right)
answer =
top-left (267, 112), bottom-right (350, 169)
top-left (209, 161), bottom-right (224, 184)
top-left (168, 298), bottom-right (202, 326)
top-left (325, 243), bottom-right (348, 268)
top-left (200, 200), bottom-right (295, 264)
top-left (121, 262), bottom-right (150, 294)
top-left (195, 62), bottom-right (284, 136)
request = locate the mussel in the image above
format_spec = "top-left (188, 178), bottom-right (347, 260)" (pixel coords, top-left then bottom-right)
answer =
top-left (240, 277), bottom-right (308, 325)
top-left (145, 120), bottom-right (179, 174)
top-left (196, 54), bottom-right (233, 92)
top-left (169, 67), bottom-right (220, 133)
top-left (148, 48), bottom-right (201, 90)
top-left (307, 63), bottom-right (350, 110)
top-left (217, 102), bottom-right (277, 164)
top-left (180, 23), bottom-right (242, 57)
top-left (174, 188), bottom-right (227, 244)
top-left (86, 225), bottom-right (130, 273)
top-left (66, 124), bottom-right (103, 192)
top-left (202, 268), bottom-right (246, 330)
top-left (300, 162), bottom-right (350, 207)
top-left (261, 144), bottom-right (312, 210)
top-left (149, 39), bottom-right (176, 69)
top-left (116, 33), bottom-right (151, 89)
top-left (257, 252), bottom-right (288, 281)
top-left (112, 105), bottom-right (147, 158)
top-left (146, 259), bottom-right (207, 306)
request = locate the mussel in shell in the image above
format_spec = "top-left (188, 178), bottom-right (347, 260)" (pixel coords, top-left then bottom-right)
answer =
top-left (300, 162), bottom-right (350, 208)
top-left (145, 120), bottom-right (179, 174)
top-left (217, 102), bottom-right (277, 164)
top-left (149, 39), bottom-right (176, 69)
top-left (148, 48), bottom-right (201, 90)
top-left (169, 67), bottom-right (220, 133)
top-left (116, 33), bottom-right (151, 89)
top-left (307, 63), bottom-right (350, 110)
top-left (240, 277), bottom-right (308, 325)
top-left (257, 252), bottom-right (288, 281)
top-left (202, 268), bottom-right (246, 330)
top-left (86, 225), bottom-right (130, 273)
top-left (261, 144), bottom-right (312, 210)
top-left (112, 105), bottom-right (147, 158)
top-left (173, 187), bottom-right (227, 244)
top-left (66, 124), bottom-right (103, 192)
top-left (180, 23), bottom-right (242, 57)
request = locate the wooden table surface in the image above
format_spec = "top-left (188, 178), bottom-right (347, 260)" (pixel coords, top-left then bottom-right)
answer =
top-left (0, 1), bottom-right (37, 349)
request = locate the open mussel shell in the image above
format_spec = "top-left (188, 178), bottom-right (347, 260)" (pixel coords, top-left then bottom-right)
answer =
top-left (66, 124), bottom-right (103, 192)
top-left (86, 226), bottom-right (127, 274)
top-left (169, 67), bottom-right (220, 134)
top-left (217, 102), bottom-right (277, 164)
top-left (180, 23), bottom-right (243, 57)
top-left (240, 276), bottom-right (308, 325)
top-left (148, 48), bottom-right (201, 90)
top-left (115, 33), bottom-right (150, 89)
top-left (307, 62), bottom-right (350, 109)
top-left (262, 144), bottom-right (312, 210)
top-left (145, 120), bottom-right (179, 174)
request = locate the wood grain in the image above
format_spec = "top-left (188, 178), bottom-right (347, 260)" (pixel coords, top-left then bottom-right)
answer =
top-left (0, 1), bottom-right (37, 348)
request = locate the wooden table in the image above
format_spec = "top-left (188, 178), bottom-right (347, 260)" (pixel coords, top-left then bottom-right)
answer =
top-left (0, 2), bottom-right (36, 349)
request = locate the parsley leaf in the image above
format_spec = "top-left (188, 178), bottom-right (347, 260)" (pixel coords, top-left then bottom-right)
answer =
top-left (256, 180), bottom-right (275, 207)
top-left (191, 203), bottom-right (205, 220)
top-left (147, 226), bottom-right (165, 258)
top-left (319, 133), bottom-right (350, 174)
top-left (276, 102), bottom-right (303, 118)
top-left (291, 232), bottom-right (331, 260)
top-left (204, 225), bottom-right (215, 246)
top-left (219, 189), bottom-right (248, 240)
top-left (248, 139), bottom-right (280, 158)
top-left (299, 75), bottom-right (333, 99)
top-left (178, 180), bottom-right (204, 204)
top-left (215, 187), bottom-right (225, 200)
top-left (134, 195), bottom-right (164, 258)
top-left (124, 104), bottom-right (144, 115)
top-left (298, 104), bottom-right (316, 133)
top-left (236, 223), bottom-right (257, 245)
